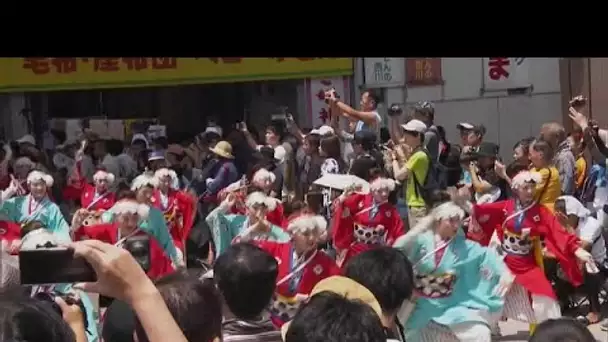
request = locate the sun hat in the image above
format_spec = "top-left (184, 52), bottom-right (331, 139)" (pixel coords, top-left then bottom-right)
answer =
top-left (210, 141), bottom-right (234, 159)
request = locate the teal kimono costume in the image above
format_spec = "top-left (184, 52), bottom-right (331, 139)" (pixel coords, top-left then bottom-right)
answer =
top-left (396, 228), bottom-right (507, 342)
top-left (101, 206), bottom-right (179, 265)
top-left (51, 285), bottom-right (100, 342)
top-left (0, 195), bottom-right (71, 243)
top-left (1, 195), bottom-right (100, 341)
top-left (206, 205), bottom-right (290, 256)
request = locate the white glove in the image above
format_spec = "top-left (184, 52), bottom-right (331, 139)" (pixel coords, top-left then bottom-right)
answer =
top-left (575, 248), bottom-right (599, 274)
top-left (493, 271), bottom-right (515, 297)
top-left (205, 178), bottom-right (214, 186)
top-left (575, 248), bottom-right (592, 263)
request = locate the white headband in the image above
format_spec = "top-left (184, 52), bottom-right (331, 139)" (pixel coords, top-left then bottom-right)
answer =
top-left (511, 171), bottom-right (542, 189)
top-left (430, 202), bottom-right (465, 221)
top-left (93, 170), bottom-right (115, 184)
top-left (26, 171), bottom-right (53, 187)
top-left (287, 215), bottom-right (327, 235)
top-left (131, 173), bottom-right (159, 191)
top-left (245, 191), bottom-right (277, 211)
top-left (252, 168), bottom-right (276, 185)
top-left (370, 177), bottom-right (396, 192)
top-left (393, 201), bottom-right (464, 252)
top-left (154, 168), bottom-right (178, 189)
top-left (109, 200), bottom-right (150, 220)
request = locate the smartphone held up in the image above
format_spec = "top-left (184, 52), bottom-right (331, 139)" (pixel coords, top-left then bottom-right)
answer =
top-left (19, 247), bottom-right (96, 285)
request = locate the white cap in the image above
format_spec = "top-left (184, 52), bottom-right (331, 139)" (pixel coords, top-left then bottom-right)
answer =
top-left (274, 145), bottom-right (287, 164)
top-left (310, 125), bottom-right (335, 136)
top-left (457, 122), bottom-right (475, 130)
top-left (557, 195), bottom-right (590, 218)
top-left (16, 134), bottom-right (36, 145)
top-left (131, 133), bottom-right (149, 148)
top-left (401, 119), bottom-right (427, 134)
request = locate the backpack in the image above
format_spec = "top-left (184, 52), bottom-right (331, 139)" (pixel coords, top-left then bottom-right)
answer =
top-left (410, 146), bottom-right (445, 206)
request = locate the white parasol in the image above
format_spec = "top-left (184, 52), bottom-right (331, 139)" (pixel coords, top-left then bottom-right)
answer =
top-left (313, 174), bottom-right (370, 193)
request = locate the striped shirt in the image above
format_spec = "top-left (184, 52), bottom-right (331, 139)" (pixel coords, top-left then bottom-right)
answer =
top-left (222, 317), bottom-right (282, 342)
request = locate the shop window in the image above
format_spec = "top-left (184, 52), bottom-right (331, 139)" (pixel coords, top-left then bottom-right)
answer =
top-left (46, 90), bottom-right (101, 119)
top-left (101, 87), bottom-right (159, 119)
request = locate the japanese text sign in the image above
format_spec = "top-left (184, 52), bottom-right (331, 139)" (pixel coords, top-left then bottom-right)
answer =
top-left (0, 58), bottom-right (353, 93)
top-left (482, 57), bottom-right (531, 91)
top-left (305, 77), bottom-right (351, 128)
top-left (405, 58), bottom-right (443, 86)
top-left (363, 58), bottom-right (405, 88)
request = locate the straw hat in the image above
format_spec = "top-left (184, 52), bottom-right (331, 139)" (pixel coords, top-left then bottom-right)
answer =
top-left (280, 276), bottom-right (382, 340)
top-left (210, 141), bottom-right (234, 159)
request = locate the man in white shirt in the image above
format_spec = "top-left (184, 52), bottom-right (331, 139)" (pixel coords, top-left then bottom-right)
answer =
top-left (327, 89), bottom-right (382, 136)
top-left (555, 196), bottom-right (607, 325)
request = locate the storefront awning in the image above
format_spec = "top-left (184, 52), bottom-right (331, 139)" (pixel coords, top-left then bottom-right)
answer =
top-left (0, 57), bottom-right (354, 93)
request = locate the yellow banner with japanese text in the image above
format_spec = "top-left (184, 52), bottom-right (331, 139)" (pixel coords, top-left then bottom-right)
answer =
top-left (0, 58), bottom-right (353, 93)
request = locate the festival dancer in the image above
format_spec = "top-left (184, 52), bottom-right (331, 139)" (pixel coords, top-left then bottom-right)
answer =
top-left (461, 170), bottom-right (594, 334)
top-left (393, 201), bottom-right (512, 342)
top-left (0, 170), bottom-right (71, 243)
top-left (240, 213), bottom-right (340, 327)
top-left (151, 168), bottom-right (196, 253)
top-left (98, 173), bottom-right (182, 266)
top-left (206, 191), bottom-right (290, 257)
top-left (63, 168), bottom-right (116, 212)
top-left (331, 177), bottom-right (404, 267)
top-left (72, 198), bottom-right (174, 279)
top-left (219, 168), bottom-right (285, 227)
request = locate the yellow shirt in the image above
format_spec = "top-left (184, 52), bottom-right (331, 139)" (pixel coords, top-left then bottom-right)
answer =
top-left (575, 156), bottom-right (587, 190)
top-left (405, 151), bottom-right (429, 208)
top-left (531, 166), bottom-right (561, 212)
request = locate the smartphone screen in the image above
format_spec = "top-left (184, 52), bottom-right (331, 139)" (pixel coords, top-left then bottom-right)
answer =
top-left (19, 248), bottom-right (97, 285)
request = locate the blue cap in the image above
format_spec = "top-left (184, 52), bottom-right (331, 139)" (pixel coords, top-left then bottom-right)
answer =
top-left (148, 150), bottom-right (165, 161)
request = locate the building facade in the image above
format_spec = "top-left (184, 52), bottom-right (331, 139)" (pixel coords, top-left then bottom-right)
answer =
top-left (356, 57), bottom-right (563, 162)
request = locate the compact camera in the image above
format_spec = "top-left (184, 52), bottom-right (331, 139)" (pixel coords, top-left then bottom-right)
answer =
top-left (387, 104), bottom-right (403, 117)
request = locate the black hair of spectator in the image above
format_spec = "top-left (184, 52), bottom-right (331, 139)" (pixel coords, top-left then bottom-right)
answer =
top-left (353, 131), bottom-right (376, 152)
top-left (513, 136), bottom-right (535, 154)
top-left (116, 189), bottom-right (137, 201)
top-left (50, 129), bottom-right (67, 145)
top-left (0, 289), bottom-right (76, 342)
top-left (214, 243), bottom-right (278, 320)
top-left (436, 125), bottom-right (448, 144)
top-left (305, 133), bottom-right (321, 152)
top-left (103, 300), bottom-right (135, 342)
top-left (267, 120), bottom-right (287, 141)
top-left (426, 190), bottom-right (452, 208)
top-left (360, 88), bottom-right (382, 109)
top-left (134, 269), bottom-right (222, 342)
top-left (201, 131), bottom-right (221, 145)
top-left (107, 139), bottom-right (124, 156)
top-left (285, 291), bottom-right (386, 342)
top-left (152, 136), bottom-right (169, 150)
top-left (529, 318), bottom-right (595, 342)
top-left (344, 247), bottom-right (414, 314)
top-left (320, 135), bottom-right (346, 172)
top-left (350, 156), bottom-right (380, 182)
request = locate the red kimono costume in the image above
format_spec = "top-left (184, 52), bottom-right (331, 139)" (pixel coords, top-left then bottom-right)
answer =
top-left (470, 199), bottom-right (582, 301)
top-left (257, 240), bottom-right (340, 327)
top-left (150, 189), bottom-right (195, 252)
top-left (0, 221), bottom-right (21, 255)
top-left (332, 193), bottom-right (404, 268)
top-left (73, 223), bottom-right (173, 279)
